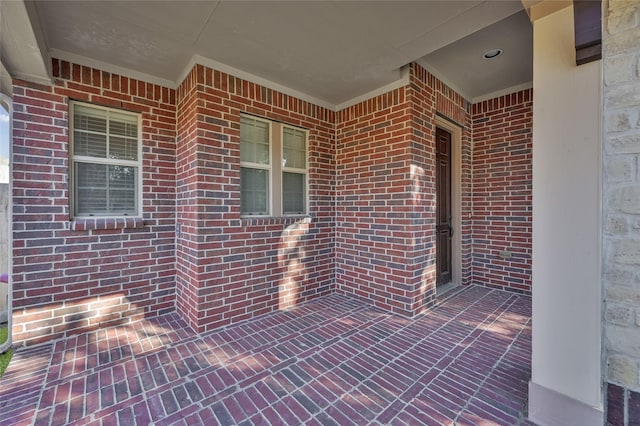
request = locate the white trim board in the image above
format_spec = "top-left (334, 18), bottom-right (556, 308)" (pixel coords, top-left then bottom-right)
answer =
top-left (528, 381), bottom-right (604, 426)
top-left (48, 50), bottom-right (527, 114)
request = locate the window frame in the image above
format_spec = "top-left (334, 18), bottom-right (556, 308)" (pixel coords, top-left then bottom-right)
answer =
top-left (239, 115), bottom-right (273, 216)
top-left (69, 101), bottom-right (143, 219)
top-left (239, 114), bottom-right (309, 218)
top-left (280, 124), bottom-right (308, 216)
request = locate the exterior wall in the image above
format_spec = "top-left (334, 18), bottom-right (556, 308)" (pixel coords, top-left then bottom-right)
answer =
top-left (174, 66), bottom-right (201, 331)
top-left (9, 57), bottom-right (533, 346)
top-left (174, 65), bottom-right (335, 332)
top-left (602, 1), bottom-right (640, 424)
top-left (411, 64), bottom-right (474, 294)
top-left (529, 5), bottom-right (603, 425)
top-left (335, 87), bottom-right (416, 315)
top-left (334, 63), bottom-right (474, 317)
top-left (11, 60), bottom-right (177, 346)
top-left (471, 90), bottom-right (533, 293)
top-left (409, 67), bottom-right (438, 312)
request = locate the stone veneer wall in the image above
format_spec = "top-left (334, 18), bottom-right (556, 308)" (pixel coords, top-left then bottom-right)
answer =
top-left (603, 0), bottom-right (640, 424)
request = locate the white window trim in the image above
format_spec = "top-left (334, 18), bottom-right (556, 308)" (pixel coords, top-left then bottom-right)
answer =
top-left (69, 101), bottom-right (143, 219)
top-left (240, 114), bottom-right (309, 218)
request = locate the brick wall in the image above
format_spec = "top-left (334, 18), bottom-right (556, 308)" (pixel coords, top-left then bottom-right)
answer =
top-left (174, 65), bottom-right (201, 331)
top-left (335, 87), bottom-right (416, 315)
top-left (408, 66), bottom-right (438, 312)
top-left (471, 90), bottom-right (533, 293)
top-left (11, 60), bottom-right (177, 346)
top-left (413, 64), bottom-right (474, 290)
top-left (174, 64), bottom-right (335, 332)
top-left (334, 64), bottom-right (475, 316)
top-left (602, 0), bottom-right (640, 424)
top-left (10, 57), bottom-right (533, 346)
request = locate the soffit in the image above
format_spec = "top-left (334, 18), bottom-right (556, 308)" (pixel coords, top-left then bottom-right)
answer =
top-left (0, 1), bottom-right (51, 95)
top-left (419, 10), bottom-right (533, 102)
top-left (16, 1), bottom-right (531, 107)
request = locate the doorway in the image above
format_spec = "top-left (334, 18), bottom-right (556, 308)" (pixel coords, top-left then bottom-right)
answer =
top-left (435, 127), bottom-right (452, 286)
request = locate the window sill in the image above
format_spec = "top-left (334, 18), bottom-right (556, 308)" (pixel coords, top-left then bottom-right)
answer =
top-left (70, 217), bottom-right (145, 231)
top-left (240, 215), bottom-right (312, 227)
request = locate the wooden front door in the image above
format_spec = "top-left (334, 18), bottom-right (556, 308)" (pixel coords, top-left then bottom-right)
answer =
top-left (435, 127), bottom-right (452, 286)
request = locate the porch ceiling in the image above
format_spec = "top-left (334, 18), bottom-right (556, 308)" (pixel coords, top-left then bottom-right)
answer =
top-left (4, 0), bottom-right (532, 106)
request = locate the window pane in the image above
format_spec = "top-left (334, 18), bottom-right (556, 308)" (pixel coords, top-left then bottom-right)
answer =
top-left (75, 162), bottom-right (137, 215)
top-left (73, 106), bottom-right (140, 161)
top-left (241, 167), bottom-right (269, 215)
top-left (76, 162), bottom-right (108, 215)
top-left (283, 127), bottom-right (306, 169)
top-left (109, 112), bottom-right (138, 137)
top-left (109, 136), bottom-right (138, 161)
top-left (283, 172), bottom-right (305, 214)
top-left (109, 114), bottom-right (138, 160)
top-left (74, 105), bottom-right (107, 133)
top-left (72, 103), bottom-right (140, 217)
top-left (74, 131), bottom-right (107, 158)
top-left (108, 165), bottom-right (136, 213)
top-left (240, 116), bottom-right (270, 165)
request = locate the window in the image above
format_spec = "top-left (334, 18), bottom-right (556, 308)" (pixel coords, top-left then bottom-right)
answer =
top-left (240, 115), bottom-right (308, 216)
top-left (70, 102), bottom-right (141, 217)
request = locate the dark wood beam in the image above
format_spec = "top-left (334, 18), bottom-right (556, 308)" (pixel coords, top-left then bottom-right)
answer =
top-left (573, 0), bottom-right (602, 65)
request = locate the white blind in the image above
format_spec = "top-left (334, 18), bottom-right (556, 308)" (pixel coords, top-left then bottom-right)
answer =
top-left (283, 172), bottom-right (305, 214)
top-left (74, 105), bottom-right (107, 158)
top-left (240, 167), bottom-right (269, 215)
top-left (240, 116), bottom-right (271, 214)
top-left (240, 116), bottom-right (270, 165)
top-left (283, 127), bottom-right (306, 169)
top-left (239, 115), bottom-right (308, 216)
top-left (72, 103), bottom-right (139, 216)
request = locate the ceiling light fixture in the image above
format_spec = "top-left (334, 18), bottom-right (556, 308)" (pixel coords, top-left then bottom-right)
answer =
top-left (483, 49), bottom-right (503, 59)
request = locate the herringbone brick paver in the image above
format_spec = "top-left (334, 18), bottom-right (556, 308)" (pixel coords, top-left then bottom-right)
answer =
top-left (0, 286), bottom-right (532, 425)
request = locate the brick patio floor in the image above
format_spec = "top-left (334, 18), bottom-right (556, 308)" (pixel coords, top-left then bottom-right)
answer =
top-left (0, 286), bottom-right (533, 425)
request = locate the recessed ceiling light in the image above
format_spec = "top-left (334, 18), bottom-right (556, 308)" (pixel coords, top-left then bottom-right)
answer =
top-left (483, 49), bottom-right (503, 59)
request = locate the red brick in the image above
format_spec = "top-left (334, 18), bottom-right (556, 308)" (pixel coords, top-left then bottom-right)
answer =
top-left (11, 57), bottom-right (531, 347)
top-left (471, 89), bottom-right (532, 293)
top-left (12, 60), bottom-right (177, 347)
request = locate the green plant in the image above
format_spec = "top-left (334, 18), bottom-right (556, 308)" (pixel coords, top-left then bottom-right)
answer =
top-left (0, 327), bottom-right (12, 379)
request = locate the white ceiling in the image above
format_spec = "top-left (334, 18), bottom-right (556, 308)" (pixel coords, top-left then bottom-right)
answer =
top-left (419, 9), bottom-right (533, 101)
top-left (2, 1), bottom-right (533, 107)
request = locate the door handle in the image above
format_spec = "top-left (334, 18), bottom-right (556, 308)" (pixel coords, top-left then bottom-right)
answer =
top-left (448, 224), bottom-right (454, 237)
